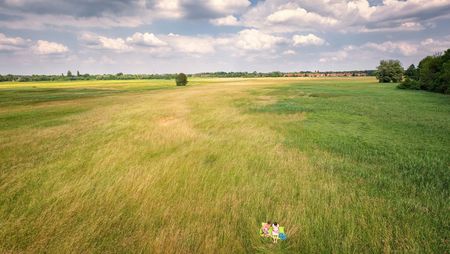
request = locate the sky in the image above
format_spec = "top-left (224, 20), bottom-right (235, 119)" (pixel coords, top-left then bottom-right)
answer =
top-left (0, 0), bottom-right (450, 74)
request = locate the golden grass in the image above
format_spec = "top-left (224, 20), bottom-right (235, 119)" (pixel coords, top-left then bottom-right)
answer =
top-left (1, 77), bottom-right (448, 253)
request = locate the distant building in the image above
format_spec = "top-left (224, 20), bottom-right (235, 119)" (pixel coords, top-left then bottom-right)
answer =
top-left (283, 71), bottom-right (367, 77)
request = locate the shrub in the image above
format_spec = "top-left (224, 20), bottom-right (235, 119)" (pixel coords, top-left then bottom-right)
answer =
top-left (176, 73), bottom-right (188, 86)
top-left (398, 78), bottom-right (420, 90)
top-left (396, 48), bottom-right (449, 94)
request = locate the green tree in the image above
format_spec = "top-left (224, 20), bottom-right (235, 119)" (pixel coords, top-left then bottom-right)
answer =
top-left (418, 56), bottom-right (440, 91)
top-left (175, 73), bottom-right (188, 86)
top-left (405, 64), bottom-right (418, 80)
top-left (397, 48), bottom-right (449, 93)
top-left (376, 60), bottom-right (404, 83)
top-left (77, 70), bottom-right (80, 77)
top-left (67, 70), bottom-right (72, 77)
top-left (438, 49), bottom-right (450, 93)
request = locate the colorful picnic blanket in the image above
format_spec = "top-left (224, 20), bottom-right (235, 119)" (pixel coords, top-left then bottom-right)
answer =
top-left (259, 223), bottom-right (287, 240)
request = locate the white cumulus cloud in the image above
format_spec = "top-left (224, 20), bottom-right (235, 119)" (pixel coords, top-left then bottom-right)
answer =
top-left (235, 29), bottom-right (285, 51)
top-left (126, 32), bottom-right (167, 47)
top-left (32, 40), bottom-right (69, 55)
top-left (165, 33), bottom-right (216, 54)
top-left (267, 7), bottom-right (338, 27)
top-left (210, 15), bottom-right (239, 26)
top-left (80, 33), bottom-right (131, 52)
top-left (293, 34), bottom-right (325, 46)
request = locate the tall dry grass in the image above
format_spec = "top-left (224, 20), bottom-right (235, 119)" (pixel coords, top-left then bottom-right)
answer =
top-left (0, 77), bottom-right (448, 253)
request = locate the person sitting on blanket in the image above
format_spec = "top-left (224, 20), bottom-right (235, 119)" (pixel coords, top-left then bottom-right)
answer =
top-left (262, 221), bottom-right (271, 237)
top-left (272, 222), bottom-right (280, 243)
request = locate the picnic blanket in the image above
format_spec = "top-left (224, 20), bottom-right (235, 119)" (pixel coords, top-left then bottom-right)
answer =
top-left (259, 222), bottom-right (287, 240)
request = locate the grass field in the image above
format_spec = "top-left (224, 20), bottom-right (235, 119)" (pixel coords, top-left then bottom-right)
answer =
top-left (0, 77), bottom-right (449, 253)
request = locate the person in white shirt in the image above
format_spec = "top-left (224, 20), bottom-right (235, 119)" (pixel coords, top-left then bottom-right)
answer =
top-left (272, 222), bottom-right (279, 243)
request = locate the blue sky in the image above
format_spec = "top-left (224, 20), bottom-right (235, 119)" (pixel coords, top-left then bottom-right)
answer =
top-left (0, 0), bottom-right (449, 74)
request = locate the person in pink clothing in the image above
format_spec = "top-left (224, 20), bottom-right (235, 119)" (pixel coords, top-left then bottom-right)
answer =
top-left (272, 222), bottom-right (279, 243)
top-left (262, 221), bottom-right (271, 237)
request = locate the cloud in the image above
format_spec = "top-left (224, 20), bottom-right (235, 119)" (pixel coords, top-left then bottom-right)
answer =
top-left (370, 0), bottom-right (450, 23)
top-left (241, 0), bottom-right (355, 32)
top-left (358, 21), bottom-right (425, 32)
top-left (319, 40), bottom-right (420, 64)
top-left (293, 34), bottom-right (325, 46)
top-left (149, 0), bottom-right (184, 19)
top-left (179, 0), bottom-right (251, 19)
top-left (267, 7), bottom-right (338, 27)
top-left (235, 29), bottom-right (285, 51)
top-left (83, 56), bottom-right (116, 65)
top-left (75, 29), bottom-right (291, 60)
top-left (0, 0), bottom-right (250, 29)
top-left (206, 0), bottom-right (251, 12)
top-left (80, 33), bottom-right (131, 51)
top-left (345, 0), bottom-right (450, 32)
top-left (165, 33), bottom-right (216, 54)
top-left (0, 0), bottom-right (148, 29)
top-left (363, 41), bottom-right (418, 56)
top-left (420, 37), bottom-right (450, 53)
top-left (210, 15), bottom-right (239, 26)
top-left (32, 40), bottom-right (69, 55)
top-left (2, 0), bottom-right (449, 74)
top-left (126, 32), bottom-right (167, 47)
top-left (319, 38), bottom-right (427, 65)
top-left (0, 13), bottom-right (146, 30)
top-left (0, 0), bottom-right (141, 17)
top-left (2, 0), bottom-right (449, 32)
top-left (0, 33), bottom-right (29, 51)
top-left (241, 0), bottom-right (450, 33)
top-left (282, 50), bottom-right (296, 55)
top-left (79, 31), bottom-right (215, 55)
top-left (319, 48), bottom-right (350, 63)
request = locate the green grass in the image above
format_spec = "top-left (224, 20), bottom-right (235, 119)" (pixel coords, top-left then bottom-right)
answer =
top-left (0, 77), bottom-right (448, 253)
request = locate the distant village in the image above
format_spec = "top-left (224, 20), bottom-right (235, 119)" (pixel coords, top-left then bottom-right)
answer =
top-left (283, 71), bottom-right (370, 77)
top-left (191, 70), bottom-right (374, 78)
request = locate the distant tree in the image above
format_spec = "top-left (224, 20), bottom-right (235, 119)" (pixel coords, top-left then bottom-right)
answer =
top-left (269, 71), bottom-right (282, 77)
top-left (405, 64), bottom-right (418, 80)
top-left (77, 70), bottom-right (80, 77)
top-left (376, 60), bottom-right (404, 83)
top-left (175, 73), bottom-right (188, 86)
top-left (67, 70), bottom-right (72, 77)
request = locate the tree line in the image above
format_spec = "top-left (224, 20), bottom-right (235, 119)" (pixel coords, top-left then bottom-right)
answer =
top-left (376, 48), bottom-right (449, 94)
top-left (0, 70), bottom-right (375, 82)
top-left (0, 71), bottom-right (178, 82)
top-left (399, 49), bottom-right (449, 94)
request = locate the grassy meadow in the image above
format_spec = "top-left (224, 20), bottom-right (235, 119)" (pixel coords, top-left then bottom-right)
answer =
top-left (0, 77), bottom-right (449, 253)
